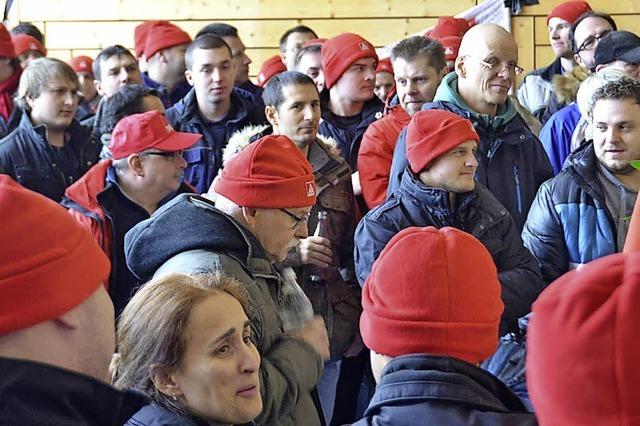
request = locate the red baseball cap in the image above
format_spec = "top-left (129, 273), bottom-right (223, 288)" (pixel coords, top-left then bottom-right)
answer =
top-left (376, 57), bottom-right (393, 74)
top-left (11, 33), bottom-right (46, 57)
top-left (109, 110), bottom-right (201, 159)
top-left (257, 55), bottom-right (287, 87)
top-left (68, 55), bottom-right (94, 74)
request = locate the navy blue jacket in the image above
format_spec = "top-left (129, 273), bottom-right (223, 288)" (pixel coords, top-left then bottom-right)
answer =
top-left (166, 88), bottom-right (266, 193)
top-left (352, 355), bottom-right (537, 426)
top-left (539, 102), bottom-right (582, 175)
top-left (142, 72), bottom-right (192, 108)
top-left (318, 91), bottom-right (383, 170)
top-left (0, 112), bottom-right (100, 201)
top-left (356, 170), bottom-right (543, 331)
top-left (522, 142), bottom-right (617, 284)
top-left (126, 403), bottom-right (212, 426)
top-left (388, 101), bottom-right (553, 232)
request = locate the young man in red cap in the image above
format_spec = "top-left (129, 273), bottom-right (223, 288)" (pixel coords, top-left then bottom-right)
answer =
top-left (0, 57), bottom-right (101, 201)
top-left (356, 109), bottom-right (543, 334)
top-left (373, 58), bottom-right (394, 104)
top-left (0, 176), bottom-right (148, 424)
top-left (527, 251), bottom-right (640, 426)
top-left (318, 32), bottom-right (384, 172)
top-left (355, 226), bottom-right (536, 425)
top-left (257, 55), bottom-right (286, 87)
top-left (517, 1), bottom-right (592, 123)
top-left (62, 110), bottom-right (199, 317)
top-left (359, 35), bottom-right (448, 209)
top-left (0, 23), bottom-right (22, 138)
top-left (166, 34), bottom-right (266, 193)
top-left (133, 19), bottom-right (169, 71)
top-left (125, 134), bottom-right (329, 426)
top-left (142, 21), bottom-right (192, 108)
top-left (11, 33), bottom-right (46, 69)
top-left (279, 25), bottom-right (318, 70)
top-left (69, 55), bottom-right (101, 121)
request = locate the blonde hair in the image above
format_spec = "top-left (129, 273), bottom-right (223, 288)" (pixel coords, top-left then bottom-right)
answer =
top-left (112, 273), bottom-right (249, 415)
top-left (17, 57), bottom-right (79, 111)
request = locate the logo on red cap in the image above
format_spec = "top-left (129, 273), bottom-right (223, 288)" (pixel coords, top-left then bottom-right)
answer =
top-left (445, 46), bottom-right (454, 55)
top-left (358, 41), bottom-right (370, 51)
top-left (305, 181), bottom-right (316, 197)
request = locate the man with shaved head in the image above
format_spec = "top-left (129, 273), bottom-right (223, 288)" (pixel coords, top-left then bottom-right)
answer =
top-left (389, 24), bottom-right (553, 232)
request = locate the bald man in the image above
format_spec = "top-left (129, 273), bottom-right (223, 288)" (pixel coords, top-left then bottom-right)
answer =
top-left (388, 24), bottom-right (553, 232)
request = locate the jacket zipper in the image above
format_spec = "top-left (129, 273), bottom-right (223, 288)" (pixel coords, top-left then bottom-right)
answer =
top-left (513, 163), bottom-right (522, 214)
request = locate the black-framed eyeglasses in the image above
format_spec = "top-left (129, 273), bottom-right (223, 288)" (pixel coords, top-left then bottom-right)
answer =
top-left (142, 150), bottom-right (184, 162)
top-left (576, 30), bottom-right (612, 53)
top-left (279, 208), bottom-right (308, 230)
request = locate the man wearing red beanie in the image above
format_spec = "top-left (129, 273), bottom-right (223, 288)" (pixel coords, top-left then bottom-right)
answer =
top-left (373, 58), bottom-right (394, 104)
top-left (354, 226), bottom-right (536, 425)
top-left (257, 55), bottom-right (286, 87)
top-left (11, 33), bottom-right (46, 69)
top-left (142, 21), bottom-right (192, 108)
top-left (0, 176), bottom-right (147, 424)
top-left (62, 110), bottom-right (199, 317)
top-left (125, 134), bottom-right (329, 426)
top-left (517, 1), bottom-right (592, 123)
top-left (356, 109), bottom-right (544, 334)
top-left (0, 23), bottom-right (22, 139)
top-left (318, 32), bottom-right (384, 173)
top-left (527, 252), bottom-right (640, 425)
top-left (359, 35), bottom-right (448, 209)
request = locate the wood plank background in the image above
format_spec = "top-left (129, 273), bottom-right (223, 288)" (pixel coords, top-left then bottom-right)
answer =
top-left (6, 0), bottom-right (640, 86)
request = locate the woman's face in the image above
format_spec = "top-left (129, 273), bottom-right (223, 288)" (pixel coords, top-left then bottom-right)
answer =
top-left (172, 291), bottom-right (262, 424)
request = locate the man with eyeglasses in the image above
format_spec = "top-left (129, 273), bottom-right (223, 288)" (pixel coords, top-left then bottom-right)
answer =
top-left (62, 110), bottom-right (199, 316)
top-left (388, 23), bottom-right (553, 232)
top-left (125, 134), bottom-right (329, 426)
top-left (570, 10), bottom-right (617, 72)
top-left (0, 57), bottom-right (101, 201)
top-left (516, 1), bottom-right (591, 123)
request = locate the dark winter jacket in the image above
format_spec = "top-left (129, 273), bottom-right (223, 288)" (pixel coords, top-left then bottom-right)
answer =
top-left (387, 73), bottom-right (553, 232)
top-left (124, 194), bottom-right (323, 426)
top-left (351, 355), bottom-right (537, 426)
top-left (126, 402), bottom-right (229, 426)
top-left (516, 57), bottom-right (565, 123)
top-left (356, 169), bottom-right (543, 332)
top-left (522, 142), bottom-right (619, 284)
top-left (0, 357), bottom-right (148, 426)
top-left (318, 90), bottom-right (384, 170)
top-left (0, 112), bottom-right (100, 201)
top-left (165, 87), bottom-right (266, 193)
top-left (142, 72), bottom-right (191, 108)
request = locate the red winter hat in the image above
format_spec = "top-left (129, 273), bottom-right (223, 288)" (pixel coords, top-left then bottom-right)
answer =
top-left (12, 33), bottom-right (46, 57)
top-left (322, 32), bottom-right (378, 89)
top-left (0, 23), bottom-right (16, 58)
top-left (361, 226), bottom-right (503, 363)
top-left (376, 57), bottom-right (393, 75)
top-left (257, 55), bottom-right (286, 87)
top-left (547, 1), bottom-right (592, 24)
top-left (0, 176), bottom-right (111, 334)
top-left (110, 110), bottom-right (201, 159)
top-left (427, 16), bottom-right (473, 39)
top-left (215, 135), bottom-right (317, 208)
top-left (406, 109), bottom-right (479, 173)
top-left (527, 252), bottom-right (640, 426)
top-left (134, 20), bottom-right (169, 58)
top-left (437, 36), bottom-right (462, 62)
top-left (144, 21), bottom-right (192, 60)
top-left (68, 55), bottom-right (94, 74)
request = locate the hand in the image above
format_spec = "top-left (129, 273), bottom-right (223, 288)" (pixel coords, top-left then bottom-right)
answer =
top-left (299, 236), bottom-right (333, 268)
top-left (290, 315), bottom-right (330, 361)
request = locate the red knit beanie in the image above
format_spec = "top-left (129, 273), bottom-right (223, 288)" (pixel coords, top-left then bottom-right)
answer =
top-left (0, 176), bottom-right (111, 335)
top-left (0, 23), bottom-right (16, 58)
top-left (406, 109), bottom-right (479, 173)
top-left (322, 32), bottom-right (378, 89)
top-left (257, 55), bottom-right (286, 87)
top-left (527, 252), bottom-right (640, 426)
top-left (143, 21), bottom-right (192, 60)
top-left (11, 33), bottom-right (46, 57)
top-left (361, 226), bottom-right (503, 364)
top-left (427, 16), bottom-right (473, 39)
top-left (376, 57), bottom-right (393, 75)
top-left (214, 135), bottom-right (317, 208)
top-left (437, 36), bottom-right (462, 62)
top-left (68, 55), bottom-right (94, 74)
top-left (547, 1), bottom-right (592, 24)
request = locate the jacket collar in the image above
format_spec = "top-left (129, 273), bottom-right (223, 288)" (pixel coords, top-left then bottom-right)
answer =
top-left (19, 109), bottom-right (90, 147)
top-left (178, 87), bottom-right (252, 126)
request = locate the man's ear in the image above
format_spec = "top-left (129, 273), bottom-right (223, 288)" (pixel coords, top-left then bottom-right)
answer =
top-left (455, 56), bottom-right (466, 78)
top-left (185, 69), bottom-right (194, 87)
top-left (265, 105), bottom-right (278, 128)
top-left (127, 154), bottom-right (145, 177)
top-left (149, 363), bottom-right (184, 399)
top-left (241, 206), bottom-right (259, 228)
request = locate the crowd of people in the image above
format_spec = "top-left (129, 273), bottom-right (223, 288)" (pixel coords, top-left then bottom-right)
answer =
top-left (1, 1), bottom-right (639, 424)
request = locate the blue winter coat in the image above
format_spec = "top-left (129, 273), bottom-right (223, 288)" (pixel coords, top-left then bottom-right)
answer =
top-left (522, 142), bottom-right (617, 285)
top-left (539, 102), bottom-right (582, 175)
top-left (355, 169), bottom-right (543, 332)
top-left (126, 403), bottom-right (215, 426)
top-left (351, 355), bottom-right (537, 426)
top-left (165, 87), bottom-right (266, 193)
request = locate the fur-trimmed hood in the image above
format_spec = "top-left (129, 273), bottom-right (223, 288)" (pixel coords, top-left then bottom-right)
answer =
top-left (552, 65), bottom-right (590, 105)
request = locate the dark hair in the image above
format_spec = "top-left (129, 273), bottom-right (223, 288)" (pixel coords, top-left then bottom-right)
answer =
top-left (99, 84), bottom-right (161, 135)
top-left (262, 71), bottom-right (316, 110)
top-left (11, 22), bottom-right (44, 45)
top-left (590, 77), bottom-right (640, 118)
top-left (93, 45), bottom-right (136, 81)
top-left (569, 11), bottom-right (617, 53)
top-left (185, 34), bottom-right (232, 70)
top-left (279, 25), bottom-right (318, 52)
top-left (391, 35), bottom-right (446, 72)
top-left (293, 44), bottom-right (321, 69)
top-left (196, 22), bottom-right (238, 39)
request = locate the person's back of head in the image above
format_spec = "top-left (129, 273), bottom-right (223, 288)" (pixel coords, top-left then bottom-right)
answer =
top-left (528, 252), bottom-right (640, 425)
top-left (0, 175), bottom-right (112, 382)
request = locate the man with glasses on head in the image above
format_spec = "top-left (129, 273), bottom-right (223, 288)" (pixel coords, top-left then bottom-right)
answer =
top-left (389, 23), bottom-right (553, 232)
top-left (62, 110), bottom-right (199, 316)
